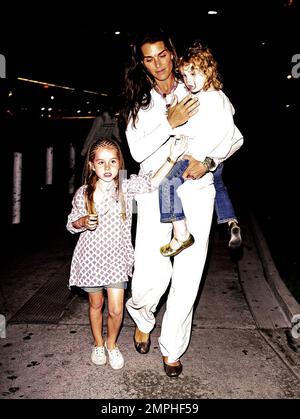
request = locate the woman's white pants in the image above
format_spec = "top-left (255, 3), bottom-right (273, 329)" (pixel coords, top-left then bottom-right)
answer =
top-left (126, 179), bottom-right (215, 362)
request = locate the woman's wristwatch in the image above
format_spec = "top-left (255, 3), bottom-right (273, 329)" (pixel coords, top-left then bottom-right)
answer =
top-left (202, 157), bottom-right (216, 172)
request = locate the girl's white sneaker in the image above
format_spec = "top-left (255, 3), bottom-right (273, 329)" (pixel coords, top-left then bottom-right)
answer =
top-left (105, 342), bottom-right (124, 370)
top-left (91, 345), bottom-right (106, 365)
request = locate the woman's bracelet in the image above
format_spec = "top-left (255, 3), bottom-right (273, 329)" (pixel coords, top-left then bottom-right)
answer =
top-left (166, 156), bottom-right (176, 164)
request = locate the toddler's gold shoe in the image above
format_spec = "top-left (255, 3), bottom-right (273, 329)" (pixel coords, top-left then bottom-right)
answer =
top-left (160, 234), bottom-right (195, 257)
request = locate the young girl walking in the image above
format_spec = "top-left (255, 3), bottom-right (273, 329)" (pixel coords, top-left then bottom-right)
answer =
top-left (66, 137), bottom-right (187, 369)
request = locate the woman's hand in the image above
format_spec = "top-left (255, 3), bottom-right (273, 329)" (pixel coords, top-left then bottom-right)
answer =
top-left (182, 156), bottom-right (208, 179)
top-left (169, 135), bottom-right (188, 161)
top-left (167, 94), bottom-right (199, 129)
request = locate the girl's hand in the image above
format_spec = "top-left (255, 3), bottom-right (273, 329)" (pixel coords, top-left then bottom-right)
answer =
top-left (169, 135), bottom-right (188, 161)
top-left (73, 214), bottom-right (98, 230)
top-left (86, 214), bottom-right (98, 230)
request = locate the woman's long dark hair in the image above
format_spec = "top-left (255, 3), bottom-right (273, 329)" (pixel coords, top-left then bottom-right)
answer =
top-left (120, 28), bottom-right (179, 129)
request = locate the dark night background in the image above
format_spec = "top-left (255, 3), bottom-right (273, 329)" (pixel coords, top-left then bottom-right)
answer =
top-left (1, 1), bottom-right (300, 301)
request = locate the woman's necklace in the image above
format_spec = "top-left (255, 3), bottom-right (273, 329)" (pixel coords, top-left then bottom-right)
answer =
top-left (154, 79), bottom-right (178, 114)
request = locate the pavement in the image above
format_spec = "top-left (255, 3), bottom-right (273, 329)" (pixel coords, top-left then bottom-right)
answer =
top-left (1, 213), bottom-right (300, 400)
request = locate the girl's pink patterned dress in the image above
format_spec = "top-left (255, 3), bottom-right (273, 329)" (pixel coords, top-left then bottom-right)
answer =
top-left (66, 173), bottom-right (153, 288)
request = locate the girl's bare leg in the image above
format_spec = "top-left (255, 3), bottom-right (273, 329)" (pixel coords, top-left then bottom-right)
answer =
top-left (88, 291), bottom-right (105, 346)
top-left (106, 288), bottom-right (124, 349)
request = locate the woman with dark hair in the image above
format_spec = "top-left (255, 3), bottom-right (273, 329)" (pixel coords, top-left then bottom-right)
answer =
top-left (122, 29), bottom-right (242, 377)
top-left (121, 29), bottom-right (185, 129)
